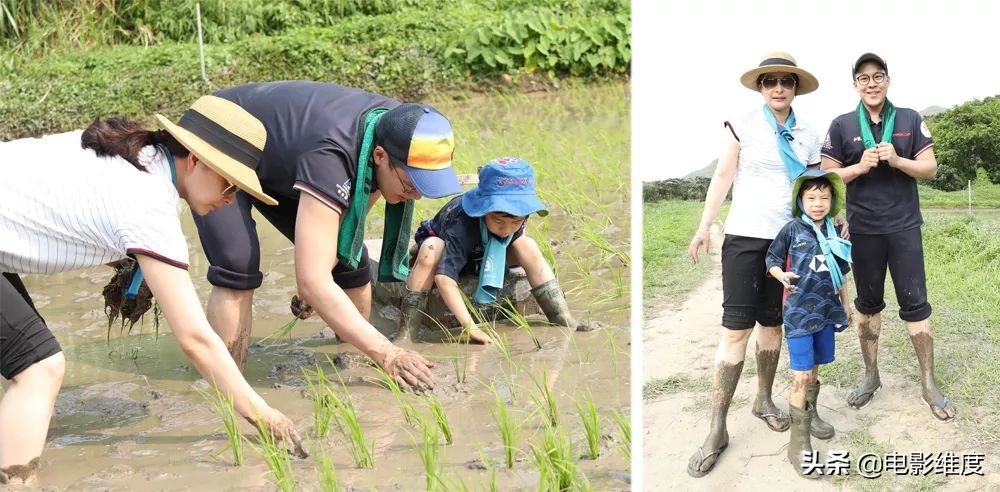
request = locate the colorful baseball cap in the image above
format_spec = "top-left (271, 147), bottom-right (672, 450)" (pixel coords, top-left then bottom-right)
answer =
top-left (791, 169), bottom-right (846, 218)
top-left (462, 157), bottom-right (549, 218)
top-left (376, 103), bottom-right (461, 198)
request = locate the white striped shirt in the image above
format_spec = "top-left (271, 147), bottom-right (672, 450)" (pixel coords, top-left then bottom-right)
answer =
top-left (0, 131), bottom-right (189, 274)
top-left (724, 107), bottom-right (822, 240)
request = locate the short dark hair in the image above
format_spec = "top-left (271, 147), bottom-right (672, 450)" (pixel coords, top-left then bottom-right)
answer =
top-left (799, 177), bottom-right (832, 198)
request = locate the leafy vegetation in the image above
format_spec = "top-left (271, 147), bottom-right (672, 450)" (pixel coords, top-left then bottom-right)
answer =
top-left (925, 96), bottom-right (1000, 191)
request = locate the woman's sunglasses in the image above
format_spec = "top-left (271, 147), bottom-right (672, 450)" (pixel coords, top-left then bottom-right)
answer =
top-left (760, 76), bottom-right (797, 90)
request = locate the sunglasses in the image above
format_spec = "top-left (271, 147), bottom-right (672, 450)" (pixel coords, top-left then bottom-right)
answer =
top-left (760, 76), bottom-right (797, 90)
top-left (222, 183), bottom-right (239, 197)
top-left (393, 165), bottom-right (417, 195)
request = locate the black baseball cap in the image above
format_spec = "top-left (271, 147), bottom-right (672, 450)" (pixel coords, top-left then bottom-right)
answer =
top-left (852, 52), bottom-right (888, 76)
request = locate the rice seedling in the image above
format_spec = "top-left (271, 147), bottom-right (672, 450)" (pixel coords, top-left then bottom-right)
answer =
top-left (475, 444), bottom-right (500, 492)
top-left (610, 409), bottom-right (631, 461)
top-left (528, 369), bottom-right (560, 427)
top-left (316, 442), bottom-right (340, 492)
top-left (530, 422), bottom-right (589, 492)
top-left (409, 413), bottom-right (442, 491)
top-left (327, 386), bottom-right (375, 469)
top-left (575, 392), bottom-right (601, 460)
top-left (249, 417), bottom-right (296, 492)
top-left (489, 384), bottom-right (521, 469)
top-left (424, 392), bottom-right (453, 445)
top-left (197, 383), bottom-right (244, 465)
top-left (258, 316), bottom-right (298, 346)
top-left (303, 365), bottom-right (336, 438)
top-left (370, 360), bottom-right (419, 426)
top-left (496, 298), bottom-right (541, 350)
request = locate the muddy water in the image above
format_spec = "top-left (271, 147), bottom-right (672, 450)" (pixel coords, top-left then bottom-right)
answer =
top-left (7, 87), bottom-right (630, 490)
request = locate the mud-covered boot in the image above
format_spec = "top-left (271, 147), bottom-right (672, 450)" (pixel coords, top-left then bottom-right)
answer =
top-left (531, 279), bottom-right (582, 330)
top-left (788, 403), bottom-right (820, 479)
top-left (807, 381), bottom-right (835, 439)
top-left (399, 288), bottom-right (430, 340)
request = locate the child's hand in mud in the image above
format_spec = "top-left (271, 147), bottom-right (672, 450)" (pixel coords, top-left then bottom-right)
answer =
top-left (777, 271), bottom-right (800, 293)
top-left (246, 406), bottom-right (308, 459)
top-left (465, 324), bottom-right (494, 345)
top-left (290, 295), bottom-right (314, 320)
top-left (383, 348), bottom-right (436, 392)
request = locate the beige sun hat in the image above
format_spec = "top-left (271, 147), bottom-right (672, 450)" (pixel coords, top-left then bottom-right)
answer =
top-left (155, 96), bottom-right (277, 206)
top-left (740, 51), bottom-right (819, 95)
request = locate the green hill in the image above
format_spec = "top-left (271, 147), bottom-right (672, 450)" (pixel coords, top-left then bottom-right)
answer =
top-left (684, 159), bottom-right (717, 178)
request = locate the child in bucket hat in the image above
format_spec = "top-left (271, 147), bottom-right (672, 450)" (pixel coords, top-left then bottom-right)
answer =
top-left (764, 169), bottom-right (853, 478)
top-left (399, 157), bottom-right (579, 344)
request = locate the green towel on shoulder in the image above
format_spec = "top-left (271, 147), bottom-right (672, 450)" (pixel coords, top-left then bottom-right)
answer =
top-left (337, 108), bottom-right (413, 282)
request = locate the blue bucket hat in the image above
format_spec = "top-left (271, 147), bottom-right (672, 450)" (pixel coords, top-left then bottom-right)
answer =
top-left (461, 157), bottom-right (549, 218)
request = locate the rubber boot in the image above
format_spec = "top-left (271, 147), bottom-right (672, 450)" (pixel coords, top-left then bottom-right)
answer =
top-left (399, 288), bottom-right (430, 340)
top-left (806, 381), bottom-right (835, 439)
top-left (788, 404), bottom-right (820, 479)
top-left (530, 279), bottom-right (580, 330)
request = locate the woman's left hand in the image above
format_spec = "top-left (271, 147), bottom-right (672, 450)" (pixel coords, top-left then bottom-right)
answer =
top-left (246, 406), bottom-right (308, 459)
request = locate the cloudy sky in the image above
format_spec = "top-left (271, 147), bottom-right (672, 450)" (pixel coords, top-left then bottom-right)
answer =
top-left (633, 0), bottom-right (1000, 180)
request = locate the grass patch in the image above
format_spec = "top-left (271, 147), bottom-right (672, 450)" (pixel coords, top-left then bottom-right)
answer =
top-left (642, 374), bottom-right (712, 402)
top-left (918, 169), bottom-right (1000, 208)
top-left (643, 200), bottom-right (723, 311)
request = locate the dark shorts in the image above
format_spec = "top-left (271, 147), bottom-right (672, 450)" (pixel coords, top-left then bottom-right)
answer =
top-left (851, 227), bottom-right (932, 322)
top-left (721, 235), bottom-right (784, 329)
top-left (786, 324), bottom-right (835, 371)
top-left (192, 191), bottom-right (372, 291)
top-left (1, 273), bottom-right (62, 380)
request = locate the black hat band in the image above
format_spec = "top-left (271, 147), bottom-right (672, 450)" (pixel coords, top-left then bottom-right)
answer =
top-left (178, 109), bottom-right (262, 171)
top-left (759, 57), bottom-right (797, 68)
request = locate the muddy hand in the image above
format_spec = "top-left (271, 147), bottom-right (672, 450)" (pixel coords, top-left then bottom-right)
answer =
top-left (780, 272), bottom-right (800, 293)
top-left (835, 215), bottom-right (850, 240)
top-left (290, 295), bottom-right (314, 320)
top-left (384, 348), bottom-right (436, 392)
top-left (248, 406), bottom-right (309, 459)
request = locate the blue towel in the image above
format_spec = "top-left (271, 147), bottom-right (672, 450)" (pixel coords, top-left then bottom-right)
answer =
top-left (762, 104), bottom-right (805, 181)
top-left (126, 145), bottom-right (178, 299)
top-left (474, 219), bottom-right (515, 304)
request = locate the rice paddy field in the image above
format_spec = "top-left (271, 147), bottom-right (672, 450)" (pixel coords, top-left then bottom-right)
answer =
top-left (12, 83), bottom-right (630, 490)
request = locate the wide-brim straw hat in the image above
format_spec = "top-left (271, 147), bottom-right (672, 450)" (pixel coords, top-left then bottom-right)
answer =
top-left (740, 51), bottom-right (819, 95)
top-left (155, 96), bottom-right (277, 206)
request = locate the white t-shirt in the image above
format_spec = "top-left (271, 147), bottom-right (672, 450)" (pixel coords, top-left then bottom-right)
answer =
top-left (0, 130), bottom-right (189, 274)
top-left (724, 107), bottom-right (822, 240)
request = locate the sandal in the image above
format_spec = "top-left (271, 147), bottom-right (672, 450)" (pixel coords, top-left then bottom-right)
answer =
top-left (751, 406), bottom-right (790, 432)
top-left (687, 440), bottom-right (729, 478)
top-left (925, 395), bottom-right (956, 422)
top-left (846, 383), bottom-right (881, 409)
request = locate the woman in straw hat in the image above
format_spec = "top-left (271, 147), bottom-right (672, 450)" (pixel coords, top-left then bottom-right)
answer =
top-left (0, 96), bottom-right (306, 484)
top-left (686, 52), bottom-right (830, 477)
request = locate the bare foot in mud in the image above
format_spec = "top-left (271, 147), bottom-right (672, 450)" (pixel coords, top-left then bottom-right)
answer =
top-left (0, 457), bottom-right (40, 485)
top-left (922, 385), bottom-right (957, 421)
top-left (847, 374), bottom-right (882, 409)
top-left (467, 327), bottom-right (493, 345)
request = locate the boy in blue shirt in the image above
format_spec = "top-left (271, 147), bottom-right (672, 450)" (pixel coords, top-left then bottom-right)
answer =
top-left (400, 157), bottom-right (577, 344)
top-left (766, 169), bottom-right (853, 478)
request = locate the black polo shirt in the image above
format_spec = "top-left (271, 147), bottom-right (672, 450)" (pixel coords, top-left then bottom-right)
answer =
top-left (215, 81), bottom-right (400, 212)
top-left (414, 195), bottom-right (525, 281)
top-left (821, 106), bottom-right (933, 235)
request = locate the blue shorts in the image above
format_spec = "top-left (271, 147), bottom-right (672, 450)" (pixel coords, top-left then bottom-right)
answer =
top-left (786, 324), bottom-right (835, 371)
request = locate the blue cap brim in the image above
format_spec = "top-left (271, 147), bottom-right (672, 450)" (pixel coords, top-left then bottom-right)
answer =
top-left (461, 189), bottom-right (549, 218)
top-left (406, 166), bottom-right (462, 199)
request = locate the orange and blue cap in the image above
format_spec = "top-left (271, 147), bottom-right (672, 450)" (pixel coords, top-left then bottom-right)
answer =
top-left (376, 103), bottom-right (461, 198)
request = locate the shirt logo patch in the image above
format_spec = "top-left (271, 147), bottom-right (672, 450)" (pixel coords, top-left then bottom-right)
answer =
top-left (810, 254), bottom-right (829, 273)
top-left (920, 120), bottom-right (932, 138)
top-left (823, 133), bottom-right (832, 150)
top-left (852, 136), bottom-right (862, 143)
top-left (792, 240), bottom-right (808, 249)
top-left (336, 179), bottom-right (351, 201)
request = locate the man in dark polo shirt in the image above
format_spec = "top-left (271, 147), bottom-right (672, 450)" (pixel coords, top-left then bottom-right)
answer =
top-left (193, 81), bottom-right (462, 391)
top-left (821, 53), bottom-right (955, 421)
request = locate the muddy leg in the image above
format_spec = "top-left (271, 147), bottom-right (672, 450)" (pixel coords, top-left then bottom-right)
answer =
top-left (752, 324), bottom-right (788, 432)
top-left (206, 286), bottom-right (254, 372)
top-left (0, 353), bottom-right (65, 485)
top-left (847, 312), bottom-right (882, 408)
top-left (344, 283), bottom-right (372, 321)
top-left (908, 319), bottom-right (956, 420)
top-left (687, 328), bottom-right (750, 477)
top-left (509, 236), bottom-right (555, 287)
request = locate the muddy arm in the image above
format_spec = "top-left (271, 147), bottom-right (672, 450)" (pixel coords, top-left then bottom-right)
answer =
top-left (133, 256), bottom-right (293, 425)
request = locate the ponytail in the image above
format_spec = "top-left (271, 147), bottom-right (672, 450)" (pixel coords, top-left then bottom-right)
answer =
top-left (81, 117), bottom-right (189, 171)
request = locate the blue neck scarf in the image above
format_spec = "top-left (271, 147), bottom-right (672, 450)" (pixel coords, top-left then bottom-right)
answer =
top-left (474, 219), bottom-right (515, 304)
top-left (762, 104), bottom-right (805, 181)
top-left (797, 199), bottom-right (853, 291)
top-left (125, 145), bottom-right (178, 299)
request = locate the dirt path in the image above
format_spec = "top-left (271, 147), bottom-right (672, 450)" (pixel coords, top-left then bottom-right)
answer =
top-left (642, 224), bottom-right (999, 490)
